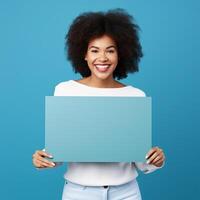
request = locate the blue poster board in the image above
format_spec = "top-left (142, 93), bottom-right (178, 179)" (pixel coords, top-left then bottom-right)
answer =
top-left (45, 96), bottom-right (152, 162)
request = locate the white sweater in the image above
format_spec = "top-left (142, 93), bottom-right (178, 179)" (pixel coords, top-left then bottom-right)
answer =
top-left (53, 80), bottom-right (161, 186)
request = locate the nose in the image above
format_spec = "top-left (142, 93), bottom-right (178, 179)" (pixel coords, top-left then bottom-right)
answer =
top-left (98, 52), bottom-right (108, 62)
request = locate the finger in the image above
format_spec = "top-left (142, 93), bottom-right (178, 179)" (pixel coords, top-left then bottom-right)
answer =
top-left (150, 153), bottom-right (163, 164)
top-left (34, 159), bottom-right (54, 168)
top-left (146, 147), bottom-right (163, 160)
top-left (35, 150), bottom-right (53, 158)
top-left (36, 161), bottom-right (48, 168)
top-left (33, 160), bottom-right (45, 168)
top-left (33, 150), bottom-right (52, 159)
top-left (146, 151), bottom-right (162, 164)
top-left (35, 156), bottom-right (55, 167)
top-left (153, 158), bottom-right (164, 167)
top-left (145, 147), bottom-right (159, 159)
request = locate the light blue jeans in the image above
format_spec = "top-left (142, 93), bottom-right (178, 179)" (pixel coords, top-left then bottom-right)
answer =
top-left (62, 179), bottom-right (142, 200)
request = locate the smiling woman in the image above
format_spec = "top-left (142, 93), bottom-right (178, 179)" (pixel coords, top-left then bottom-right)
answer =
top-left (32, 8), bottom-right (165, 200)
top-left (66, 9), bottom-right (143, 83)
top-left (84, 35), bottom-right (119, 83)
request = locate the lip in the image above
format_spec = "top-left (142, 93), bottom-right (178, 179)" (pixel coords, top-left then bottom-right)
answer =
top-left (94, 64), bottom-right (111, 72)
top-left (94, 64), bottom-right (111, 66)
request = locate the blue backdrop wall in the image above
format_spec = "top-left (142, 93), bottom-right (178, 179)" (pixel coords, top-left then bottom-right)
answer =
top-left (0, 0), bottom-right (199, 199)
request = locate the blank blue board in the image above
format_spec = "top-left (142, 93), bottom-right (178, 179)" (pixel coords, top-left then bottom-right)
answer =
top-left (45, 96), bottom-right (152, 162)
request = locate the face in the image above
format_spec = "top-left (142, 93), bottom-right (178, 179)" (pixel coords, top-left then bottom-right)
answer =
top-left (84, 35), bottom-right (118, 81)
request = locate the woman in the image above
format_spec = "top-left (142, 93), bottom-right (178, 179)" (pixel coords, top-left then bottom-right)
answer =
top-left (32, 9), bottom-right (165, 200)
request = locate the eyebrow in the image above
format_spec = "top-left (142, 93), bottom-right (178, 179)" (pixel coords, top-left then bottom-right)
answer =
top-left (89, 45), bottom-right (116, 50)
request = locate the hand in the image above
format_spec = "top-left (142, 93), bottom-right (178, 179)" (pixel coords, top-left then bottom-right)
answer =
top-left (145, 146), bottom-right (165, 167)
top-left (32, 150), bottom-right (55, 168)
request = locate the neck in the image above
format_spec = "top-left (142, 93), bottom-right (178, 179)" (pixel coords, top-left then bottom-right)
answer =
top-left (85, 76), bottom-right (117, 88)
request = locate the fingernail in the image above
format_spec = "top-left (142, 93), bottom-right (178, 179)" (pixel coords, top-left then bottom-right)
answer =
top-left (49, 155), bottom-right (53, 158)
top-left (146, 160), bottom-right (150, 164)
top-left (51, 162), bottom-right (55, 166)
top-left (145, 155), bottom-right (148, 159)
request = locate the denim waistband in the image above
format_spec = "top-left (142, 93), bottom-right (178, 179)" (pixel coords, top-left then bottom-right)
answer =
top-left (66, 179), bottom-right (137, 191)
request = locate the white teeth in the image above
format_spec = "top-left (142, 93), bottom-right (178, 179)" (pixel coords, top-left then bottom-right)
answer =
top-left (95, 65), bottom-right (110, 69)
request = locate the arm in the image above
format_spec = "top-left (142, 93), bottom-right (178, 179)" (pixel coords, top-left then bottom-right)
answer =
top-left (133, 161), bottom-right (164, 174)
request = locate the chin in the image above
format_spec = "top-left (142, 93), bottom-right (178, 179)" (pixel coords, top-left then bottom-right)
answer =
top-left (92, 69), bottom-right (115, 80)
top-left (93, 73), bottom-right (113, 80)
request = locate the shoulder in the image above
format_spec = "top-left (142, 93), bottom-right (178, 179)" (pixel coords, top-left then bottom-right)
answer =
top-left (126, 85), bottom-right (146, 97)
top-left (53, 80), bottom-right (74, 96)
top-left (117, 80), bottom-right (146, 97)
top-left (54, 80), bottom-right (73, 89)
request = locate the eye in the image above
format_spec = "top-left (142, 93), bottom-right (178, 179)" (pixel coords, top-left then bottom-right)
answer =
top-left (107, 49), bottom-right (115, 53)
top-left (91, 49), bottom-right (98, 53)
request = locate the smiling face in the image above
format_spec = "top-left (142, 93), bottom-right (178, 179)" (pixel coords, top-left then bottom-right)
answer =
top-left (84, 35), bottom-right (118, 81)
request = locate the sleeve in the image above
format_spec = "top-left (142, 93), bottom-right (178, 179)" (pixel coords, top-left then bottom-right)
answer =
top-left (133, 161), bottom-right (165, 174)
top-left (53, 84), bottom-right (60, 96)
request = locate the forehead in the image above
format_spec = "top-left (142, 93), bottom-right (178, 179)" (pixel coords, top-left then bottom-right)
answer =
top-left (88, 35), bottom-right (116, 48)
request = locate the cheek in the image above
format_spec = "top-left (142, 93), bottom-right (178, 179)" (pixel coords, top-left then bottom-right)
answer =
top-left (110, 52), bottom-right (118, 60)
top-left (86, 58), bottom-right (95, 69)
top-left (110, 55), bottom-right (118, 64)
top-left (88, 55), bottom-right (98, 64)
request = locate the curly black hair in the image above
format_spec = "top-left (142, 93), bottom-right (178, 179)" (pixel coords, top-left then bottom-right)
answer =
top-left (65, 8), bottom-right (143, 80)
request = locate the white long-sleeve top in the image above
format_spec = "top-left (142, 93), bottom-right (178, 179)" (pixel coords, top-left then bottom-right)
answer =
top-left (53, 80), bottom-right (162, 186)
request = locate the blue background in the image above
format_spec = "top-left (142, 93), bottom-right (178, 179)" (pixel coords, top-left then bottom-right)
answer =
top-left (0, 0), bottom-right (199, 199)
